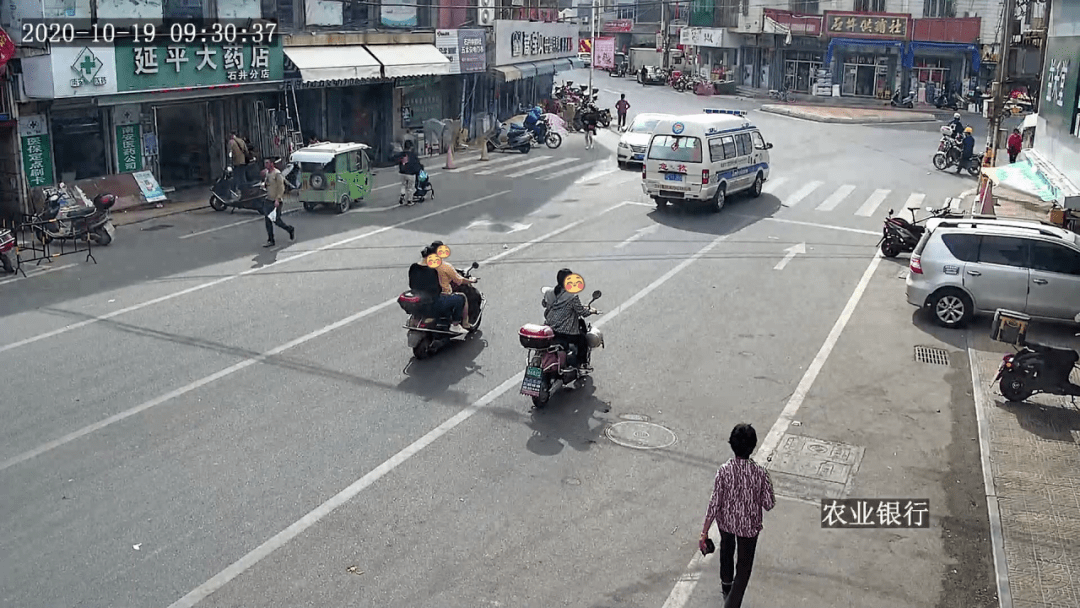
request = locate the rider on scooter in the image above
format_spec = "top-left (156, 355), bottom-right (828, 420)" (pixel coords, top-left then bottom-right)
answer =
top-left (543, 268), bottom-right (597, 371)
top-left (409, 247), bottom-right (465, 330)
top-left (429, 240), bottom-right (478, 330)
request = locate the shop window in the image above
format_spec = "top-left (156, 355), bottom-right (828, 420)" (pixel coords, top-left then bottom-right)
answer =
top-left (923, 0), bottom-right (955, 18)
top-left (343, 0), bottom-right (370, 28)
top-left (164, 0), bottom-right (204, 19)
top-left (51, 111), bottom-right (107, 182)
top-left (261, 0), bottom-right (296, 28)
top-left (789, 0), bottom-right (818, 14)
top-left (854, 0), bottom-right (884, 11)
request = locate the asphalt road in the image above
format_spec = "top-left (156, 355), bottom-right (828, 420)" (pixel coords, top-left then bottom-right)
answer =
top-left (1, 69), bottom-right (993, 608)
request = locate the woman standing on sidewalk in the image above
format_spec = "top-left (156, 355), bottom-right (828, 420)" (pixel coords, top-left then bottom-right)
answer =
top-left (700, 423), bottom-right (776, 608)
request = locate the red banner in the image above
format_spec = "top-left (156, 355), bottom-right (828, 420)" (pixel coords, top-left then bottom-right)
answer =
top-left (763, 9), bottom-right (822, 37)
top-left (0, 27), bottom-right (15, 73)
top-left (602, 19), bottom-right (634, 33)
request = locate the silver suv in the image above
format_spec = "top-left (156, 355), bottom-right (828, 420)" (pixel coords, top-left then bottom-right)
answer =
top-left (906, 217), bottom-right (1080, 328)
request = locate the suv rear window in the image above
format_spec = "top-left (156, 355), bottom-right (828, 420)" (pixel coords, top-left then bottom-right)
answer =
top-left (648, 135), bottom-right (703, 163)
top-left (940, 233), bottom-right (979, 262)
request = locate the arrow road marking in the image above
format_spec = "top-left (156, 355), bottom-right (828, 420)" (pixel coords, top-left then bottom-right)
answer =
top-left (615, 224), bottom-right (659, 249)
top-left (781, 181), bottom-right (822, 207)
top-left (474, 155), bottom-right (551, 175)
top-left (854, 188), bottom-right (891, 217)
top-left (505, 157), bottom-right (579, 178)
top-left (466, 219), bottom-right (533, 233)
top-left (774, 242), bottom-right (806, 271)
top-left (815, 184), bottom-right (855, 212)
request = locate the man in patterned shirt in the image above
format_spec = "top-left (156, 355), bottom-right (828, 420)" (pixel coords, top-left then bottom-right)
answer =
top-left (700, 423), bottom-right (775, 608)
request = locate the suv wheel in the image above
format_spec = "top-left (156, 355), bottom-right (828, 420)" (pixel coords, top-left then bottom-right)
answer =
top-left (929, 289), bottom-right (972, 329)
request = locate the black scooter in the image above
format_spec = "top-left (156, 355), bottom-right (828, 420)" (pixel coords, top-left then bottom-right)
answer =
top-left (878, 205), bottom-right (958, 257)
top-left (398, 262), bottom-right (484, 359)
top-left (996, 313), bottom-right (1080, 403)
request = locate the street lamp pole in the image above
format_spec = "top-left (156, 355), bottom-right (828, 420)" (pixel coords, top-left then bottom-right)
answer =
top-left (977, 0), bottom-right (1017, 210)
top-left (588, 0), bottom-right (597, 102)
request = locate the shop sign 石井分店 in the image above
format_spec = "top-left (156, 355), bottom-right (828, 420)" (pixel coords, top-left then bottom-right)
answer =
top-left (494, 20), bottom-right (578, 66)
top-left (113, 37), bottom-right (284, 92)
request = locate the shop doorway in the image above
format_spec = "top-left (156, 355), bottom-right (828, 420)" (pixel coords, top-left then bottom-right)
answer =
top-left (154, 103), bottom-right (211, 189)
top-left (785, 52), bottom-right (821, 93)
top-left (841, 55), bottom-right (887, 97)
top-left (52, 109), bottom-right (107, 182)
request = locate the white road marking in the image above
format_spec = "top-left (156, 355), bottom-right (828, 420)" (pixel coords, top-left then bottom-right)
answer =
top-left (474, 155), bottom-right (551, 175)
top-left (0, 263), bottom-right (76, 286)
top-left (373, 171), bottom-right (442, 193)
top-left (505, 157), bottom-right (579, 178)
top-left (446, 155), bottom-right (523, 172)
top-left (164, 210), bottom-right (752, 608)
top-left (761, 177), bottom-right (788, 194)
top-left (0, 191), bottom-right (510, 355)
top-left (538, 161), bottom-right (600, 181)
top-left (854, 189), bottom-right (891, 217)
top-left (757, 216), bottom-right (879, 236)
top-left (179, 209), bottom-right (301, 239)
top-left (0, 200), bottom-right (632, 473)
top-left (773, 242), bottom-right (806, 271)
top-left (658, 249), bottom-right (883, 608)
top-left (781, 181), bottom-right (822, 207)
top-left (575, 166), bottom-right (620, 183)
top-left (966, 336), bottom-right (1015, 608)
top-left (815, 184), bottom-right (855, 212)
top-left (903, 192), bottom-right (926, 212)
top-left (614, 224), bottom-right (658, 249)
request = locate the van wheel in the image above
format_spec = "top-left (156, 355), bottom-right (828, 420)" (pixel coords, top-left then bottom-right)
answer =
top-left (708, 186), bottom-right (726, 213)
top-left (750, 173), bottom-right (763, 198)
top-left (303, 202), bottom-right (317, 212)
top-left (928, 289), bottom-right (972, 329)
top-left (337, 194), bottom-right (351, 214)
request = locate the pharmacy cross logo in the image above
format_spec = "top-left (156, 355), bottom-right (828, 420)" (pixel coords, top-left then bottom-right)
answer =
top-left (71, 48), bottom-right (102, 79)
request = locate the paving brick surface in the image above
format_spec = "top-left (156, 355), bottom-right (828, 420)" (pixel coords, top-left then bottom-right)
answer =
top-left (971, 328), bottom-right (1080, 608)
top-left (759, 104), bottom-right (938, 124)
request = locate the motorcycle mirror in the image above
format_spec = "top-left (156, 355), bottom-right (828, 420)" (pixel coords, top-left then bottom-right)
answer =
top-left (1075, 312), bottom-right (1080, 323)
top-left (591, 290), bottom-right (602, 300)
top-left (471, 261), bottom-right (479, 269)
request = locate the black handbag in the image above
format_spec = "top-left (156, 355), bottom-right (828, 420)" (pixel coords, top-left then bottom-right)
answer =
top-left (700, 537), bottom-right (715, 556)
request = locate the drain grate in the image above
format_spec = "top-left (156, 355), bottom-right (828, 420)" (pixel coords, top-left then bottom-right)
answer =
top-left (914, 346), bottom-right (950, 366)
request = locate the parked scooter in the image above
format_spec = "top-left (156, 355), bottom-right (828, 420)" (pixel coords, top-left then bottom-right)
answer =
top-left (878, 205), bottom-right (958, 258)
top-left (487, 122), bottom-right (533, 154)
top-left (996, 313), bottom-right (1080, 402)
top-left (0, 228), bottom-right (15, 273)
top-left (398, 262), bottom-right (484, 359)
top-left (209, 161), bottom-right (269, 212)
top-left (33, 186), bottom-right (117, 246)
top-left (518, 288), bottom-right (605, 408)
top-left (932, 126), bottom-right (964, 170)
top-left (891, 89), bottom-right (915, 108)
top-left (933, 91), bottom-right (962, 110)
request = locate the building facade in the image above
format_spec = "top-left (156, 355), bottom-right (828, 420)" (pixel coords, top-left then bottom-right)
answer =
top-left (0, 0), bottom-right (562, 215)
top-left (1029, 0), bottom-right (1080, 209)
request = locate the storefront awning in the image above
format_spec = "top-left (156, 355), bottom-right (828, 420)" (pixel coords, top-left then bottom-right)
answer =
top-left (824, 38), bottom-right (906, 68)
top-left (364, 44), bottom-right (450, 79)
top-left (284, 46), bottom-right (382, 82)
top-left (528, 59), bottom-right (566, 76)
top-left (515, 63), bottom-right (538, 78)
top-left (494, 66), bottom-right (523, 82)
top-left (568, 57), bottom-right (585, 69)
top-left (903, 42), bottom-right (981, 72)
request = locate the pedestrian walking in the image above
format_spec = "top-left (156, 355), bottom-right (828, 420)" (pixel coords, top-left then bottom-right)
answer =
top-left (391, 140), bottom-right (422, 206)
top-left (583, 109), bottom-right (598, 150)
top-left (1007, 128), bottom-right (1023, 164)
top-left (615, 94), bottom-right (630, 131)
top-left (261, 158), bottom-right (295, 248)
top-left (700, 423), bottom-right (775, 608)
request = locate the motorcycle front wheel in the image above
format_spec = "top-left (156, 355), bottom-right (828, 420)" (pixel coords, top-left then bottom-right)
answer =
top-left (932, 153), bottom-right (949, 171)
top-left (880, 238), bottom-right (902, 258)
top-left (1, 252), bottom-right (13, 274)
top-left (209, 194), bottom-right (227, 212)
top-left (546, 133), bottom-right (562, 149)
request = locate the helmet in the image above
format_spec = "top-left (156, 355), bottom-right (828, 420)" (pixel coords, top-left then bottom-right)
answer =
top-left (954, 113), bottom-right (961, 119)
top-left (585, 328), bottom-right (604, 349)
top-left (93, 193), bottom-right (116, 210)
top-left (964, 127), bottom-right (973, 133)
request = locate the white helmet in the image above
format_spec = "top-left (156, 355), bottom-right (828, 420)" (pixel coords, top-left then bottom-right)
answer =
top-left (954, 113), bottom-right (961, 119)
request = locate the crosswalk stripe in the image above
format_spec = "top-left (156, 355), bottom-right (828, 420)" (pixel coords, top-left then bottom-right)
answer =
top-left (855, 189), bottom-right (892, 217)
top-left (449, 155), bottom-right (522, 171)
top-left (782, 181), bottom-right (822, 207)
top-left (762, 177), bottom-right (788, 194)
top-left (540, 160), bottom-right (604, 181)
top-left (474, 155), bottom-right (552, 175)
top-left (505, 157), bottom-right (579, 178)
top-left (903, 192), bottom-right (926, 211)
top-left (816, 184), bottom-right (855, 212)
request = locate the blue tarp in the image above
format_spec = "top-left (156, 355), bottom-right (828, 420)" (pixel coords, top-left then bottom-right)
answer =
top-left (904, 41), bottom-right (981, 72)
top-left (824, 37), bottom-right (906, 67)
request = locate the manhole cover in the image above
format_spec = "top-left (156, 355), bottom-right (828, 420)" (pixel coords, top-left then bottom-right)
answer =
top-left (914, 346), bottom-right (949, 366)
top-left (142, 224), bottom-right (173, 231)
top-left (605, 421), bottom-right (676, 450)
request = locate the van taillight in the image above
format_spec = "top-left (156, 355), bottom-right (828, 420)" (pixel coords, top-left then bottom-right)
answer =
top-left (642, 165), bottom-right (646, 180)
top-left (702, 169), bottom-right (709, 184)
top-left (910, 255), bottom-right (923, 274)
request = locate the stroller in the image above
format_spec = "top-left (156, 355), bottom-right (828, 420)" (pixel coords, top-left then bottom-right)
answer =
top-left (403, 167), bottom-right (435, 205)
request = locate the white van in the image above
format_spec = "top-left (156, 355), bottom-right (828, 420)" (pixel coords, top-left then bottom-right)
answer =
top-left (641, 109), bottom-right (773, 212)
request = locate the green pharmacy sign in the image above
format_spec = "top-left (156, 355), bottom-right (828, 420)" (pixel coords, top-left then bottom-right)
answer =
top-left (114, 38), bottom-right (284, 92)
top-left (116, 123), bottom-right (143, 173)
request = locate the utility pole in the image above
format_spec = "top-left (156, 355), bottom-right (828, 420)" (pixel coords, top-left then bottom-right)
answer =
top-left (983, 0), bottom-right (1018, 171)
top-left (588, 0), bottom-right (596, 100)
top-left (660, 0), bottom-right (669, 69)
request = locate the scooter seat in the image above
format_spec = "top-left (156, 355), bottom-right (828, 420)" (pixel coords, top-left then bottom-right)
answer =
top-left (65, 207), bottom-right (96, 219)
top-left (509, 123), bottom-right (525, 130)
top-left (1029, 343), bottom-right (1080, 363)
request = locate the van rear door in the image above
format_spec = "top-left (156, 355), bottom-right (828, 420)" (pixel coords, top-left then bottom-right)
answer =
top-left (647, 134), bottom-right (704, 196)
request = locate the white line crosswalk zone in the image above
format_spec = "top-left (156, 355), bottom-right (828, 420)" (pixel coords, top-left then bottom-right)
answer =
top-left (762, 179), bottom-right (943, 218)
top-left (506, 157), bottom-right (579, 177)
top-left (854, 189), bottom-right (891, 217)
top-left (474, 155), bottom-right (551, 175)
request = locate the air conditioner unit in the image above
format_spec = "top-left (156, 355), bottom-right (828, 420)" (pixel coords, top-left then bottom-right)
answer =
top-left (511, 0), bottom-right (523, 6)
top-left (478, 0), bottom-right (495, 25)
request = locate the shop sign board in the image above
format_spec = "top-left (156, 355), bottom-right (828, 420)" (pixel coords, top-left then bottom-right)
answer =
top-left (132, 170), bottom-right (166, 203)
top-left (1042, 36), bottom-right (1080, 136)
top-left (680, 27), bottom-right (725, 48)
top-left (381, 0), bottom-right (418, 28)
top-left (494, 20), bottom-right (578, 66)
top-left (114, 37), bottom-right (283, 92)
top-left (116, 124), bottom-right (143, 173)
top-left (436, 29), bottom-right (487, 74)
top-left (823, 11), bottom-right (910, 40)
top-left (18, 115), bottom-right (54, 189)
top-left (601, 19), bottom-right (634, 33)
top-left (594, 37), bottom-right (616, 69)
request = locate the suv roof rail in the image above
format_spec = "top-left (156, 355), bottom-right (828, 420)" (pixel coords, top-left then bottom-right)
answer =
top-left (933, 218), bottom-right (1072, 240)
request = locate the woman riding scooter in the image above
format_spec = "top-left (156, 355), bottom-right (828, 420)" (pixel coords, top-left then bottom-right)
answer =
top-left (543, 268), bottom-right (598, 370)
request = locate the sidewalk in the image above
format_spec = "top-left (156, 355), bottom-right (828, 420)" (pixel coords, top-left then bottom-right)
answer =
top-left (968, 320), bottom-right (1080, 608)
top-left (737, 85), bottom-right (962, 115)
top-left (759, 103), bottom-right (938, 124)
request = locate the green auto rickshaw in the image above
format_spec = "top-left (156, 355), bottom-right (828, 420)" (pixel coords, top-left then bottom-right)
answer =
top-left (290, 142), bottom-right (373, 214)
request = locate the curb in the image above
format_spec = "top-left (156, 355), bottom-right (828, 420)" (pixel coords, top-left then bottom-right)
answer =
top-left (759, 104), bottom-right (938, 124)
